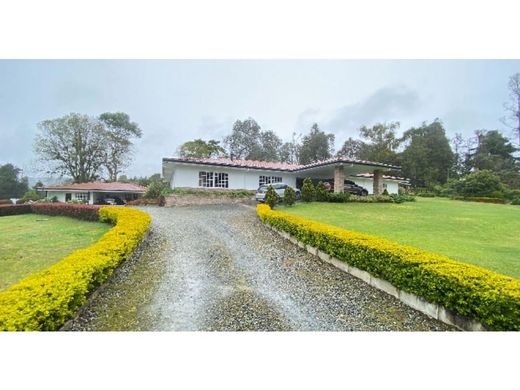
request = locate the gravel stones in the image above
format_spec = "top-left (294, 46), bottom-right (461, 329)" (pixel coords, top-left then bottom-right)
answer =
top-left (65, 204), bottom-right (454, 331)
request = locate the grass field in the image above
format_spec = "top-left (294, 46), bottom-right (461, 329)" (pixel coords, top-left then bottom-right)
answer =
top-left (0, 214), bottom-right (110, 290)
top-left (279, 197), bottom-right (520, 279)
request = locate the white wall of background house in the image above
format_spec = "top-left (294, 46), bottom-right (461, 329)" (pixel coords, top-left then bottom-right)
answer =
top-left (350, 177), bottom-right (399, 195)
top-left (169, 163), bottom-right (296, 190)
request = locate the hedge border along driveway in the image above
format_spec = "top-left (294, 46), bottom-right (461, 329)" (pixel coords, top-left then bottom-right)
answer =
top-left (257, 204), bottom-right (520, 331)
top-left (0, 204), bottom-right (151, 331)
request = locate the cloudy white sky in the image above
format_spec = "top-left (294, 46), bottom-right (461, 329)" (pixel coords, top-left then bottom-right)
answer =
top-left (1, 59), bottom-right (519, 178)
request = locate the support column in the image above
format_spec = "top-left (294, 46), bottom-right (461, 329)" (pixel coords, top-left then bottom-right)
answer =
top-left (334, 165), bottom-right (345, 193)
top-left (373, 169), bottom-right (383, 195)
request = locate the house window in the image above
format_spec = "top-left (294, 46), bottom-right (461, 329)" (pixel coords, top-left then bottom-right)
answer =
top-left (259, 175), bottom-right (283, 186)
top-left (214, 172), bottom-right (229, 188)
top-left (199, 171), bottom-right (214, 187)
top-left (199, 171), bottom-right (228, 188)
top-left (74, 192), bottom-right (89, 202)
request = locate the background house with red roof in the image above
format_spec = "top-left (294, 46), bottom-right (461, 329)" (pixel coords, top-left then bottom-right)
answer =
top-left (162, 157), bottom-right (403, 194)
top-left (41, 182), bottom-right (146, 205)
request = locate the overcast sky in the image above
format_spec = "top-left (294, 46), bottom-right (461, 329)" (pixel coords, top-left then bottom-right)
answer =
top-left (1, 59), bottom-right (519, 178)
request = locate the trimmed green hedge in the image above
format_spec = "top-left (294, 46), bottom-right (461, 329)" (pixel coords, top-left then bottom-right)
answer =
top-left (0, 206), bottom-right (151, 331)
top-left (257, 204), bottom-right (520, 330)
top-left (451, 196), bottom-right (506, 204)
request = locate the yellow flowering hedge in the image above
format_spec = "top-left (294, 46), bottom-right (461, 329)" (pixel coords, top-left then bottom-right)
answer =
top-left (257, 204), bottom-right (520, 330)
top-left (0, 206), bottom-right (151, 331)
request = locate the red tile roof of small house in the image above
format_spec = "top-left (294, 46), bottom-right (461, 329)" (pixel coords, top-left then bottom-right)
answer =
top-left (42, 182), bottom-right (146, 192)
top-left (163, 157), bottom-right (401, 171)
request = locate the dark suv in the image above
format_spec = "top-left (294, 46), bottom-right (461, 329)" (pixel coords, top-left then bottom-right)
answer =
top-left (344, 180), bottom-right (368, 196)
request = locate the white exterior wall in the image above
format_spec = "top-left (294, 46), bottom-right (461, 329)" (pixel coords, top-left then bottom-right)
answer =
top-left (170, 164), bottom-right (296, 190)
top-left (350, 178), bottom-right (399, 194)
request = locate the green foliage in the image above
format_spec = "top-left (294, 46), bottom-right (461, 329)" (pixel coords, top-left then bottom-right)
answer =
top-left (99, 112), bottom-right (142, 182)
top-left (144, 180), bottom-right (167, 199)
top-left (257, 204), bottom-right (520, 330)
top-left (298, 123), bottom-right (335, 165)
top-left (454, 170), bottom-right (504, 197)
top-left (400, 119), bottom-right (454, 187)
top-left (451, 196), bottom-right (506, 204)
top-left (382, 189), bottom-right (389, 195)
top-left (20, 190), bottom-right (41, 202)
top-left (223, 118), bottom-right (284, 161)
top-left (264, 185), bottom-right (279, 208)
top-left (511, 198), bottom-right (520, 205)
top-left (315, 181), bottom-right (329, 202)
top-left (178, 139), bottom-right (226, 158)
top-left (357, 121), bottom-right (400, 164)
top-left (325, 193), bottom-right (351, 203)
top-left (0, 206), bottom-right (151, 331)
top-left (301, 178), bottom-right (316, 202)
top-left (0, 163), bottom-right (29, 198)
top-left (283, 186), bottom-right (296, 206)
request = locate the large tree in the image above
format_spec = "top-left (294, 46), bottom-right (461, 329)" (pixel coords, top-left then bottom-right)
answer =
top-left (467, 130), bottom-right (518, 172)
top-left (223, 118), bottom-right (262, 160)
top-left (399, 120), bottom-right (454, 188)
top-left (35, 113), bottom-right (106, 183)
top-left (298, 123), bottom-right (335, 165)
top-left (0, 163), bottom-right (29, 198)
top-left (99, 112), bottom-right (142, 182)
top-left (279, 133), bottom-right (301, 164)
top-left (178, 139), bottom-right (226, 158)
top-left (223, 118), bottom-right (284, 161)
top-left (35, 112), bottom-right (141, 183)
top-left (357, 122), bottom-right (400, 164)
top-left (503, 73), bottom-right (520, 146)
top-left (336, 137), bottom-right (364, 159)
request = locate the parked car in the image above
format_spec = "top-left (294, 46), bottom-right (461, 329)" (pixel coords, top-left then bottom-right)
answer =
top-left (102, 196), bottom-right (126, 205)
top-left (256, 183), bottom-right (301, 202)
top-left (344, 180), bottom-right (369, 196)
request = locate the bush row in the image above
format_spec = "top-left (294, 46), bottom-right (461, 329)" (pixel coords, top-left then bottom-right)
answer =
top-left (0, 203), bottom-right (100, 220)
top-left (451, 196), bottom-right (507, 204)
top-left (0, 204), bottom-right (32, 216)
top-left (256, 204), bottom-right (520, 330)
top-left (319, 193), bottom-right (415, 204)
top-left (0, 206), bottom-right (151, 331)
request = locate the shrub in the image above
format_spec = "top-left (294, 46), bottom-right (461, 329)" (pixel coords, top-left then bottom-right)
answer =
top-left (31, 203), bottom-right (100, 221)
top-left (382, 189), bottom-right (389, 196)
top-left (144, 180), bottom-right (167, 199)
top-left (326, 193), bottom-right (351, 203)
top-left (20, 190), bottom-right (40, 203)
top-left (301, 178), bottom-right (315, 202)
top-left (0, 204), bottom-right (31, 216)
top-left (283, 186), bottom-right (296, 206)
top-left (256, 204), bottom-right (520, 330)
top-left (349, 194), bottom-right (394, 203)
top-left (454, 170), bottom-right (504, 198)
top-left (511, 198), bottom-right (520, 205)
top-left (264, 185), bottom-right (279, 209)
top-left (390, 194), bottom-right (416, 203)
top-left (315, 181), bottom-right (329, 202)
top-left (451, 196), bottom-right (506, 204)
top-left (0, 206), bottom-right (151, 331)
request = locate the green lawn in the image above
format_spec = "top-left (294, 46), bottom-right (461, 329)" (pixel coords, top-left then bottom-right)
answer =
top-left (279, 197), bottom-right (520, 279)
top-left (0, 214), bottom-right (110, 290)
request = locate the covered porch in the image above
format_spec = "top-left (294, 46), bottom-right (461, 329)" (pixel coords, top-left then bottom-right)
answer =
top-left (294, 159), bottom-right (400, 195)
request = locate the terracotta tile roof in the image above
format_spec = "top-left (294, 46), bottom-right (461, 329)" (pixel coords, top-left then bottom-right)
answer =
top-left (42, 182), bottom-right (146, 192)
top-left (163, 157), bottom-right (304, 171)
top-left (163, 156), bottom-right (401, 171)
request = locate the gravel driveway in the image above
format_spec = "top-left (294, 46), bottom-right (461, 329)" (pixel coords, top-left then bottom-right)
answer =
top-left (65, 204), bottom-right (453, 331)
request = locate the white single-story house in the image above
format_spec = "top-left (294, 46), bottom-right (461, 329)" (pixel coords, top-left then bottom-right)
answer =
top-left (162, 157), bottom-right (404, 194)
top-left (41, 182), bottom-right (146, 204)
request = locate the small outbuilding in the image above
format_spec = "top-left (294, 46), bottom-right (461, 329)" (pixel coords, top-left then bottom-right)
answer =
top-left (41, 182), bottom-right (146, 205)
